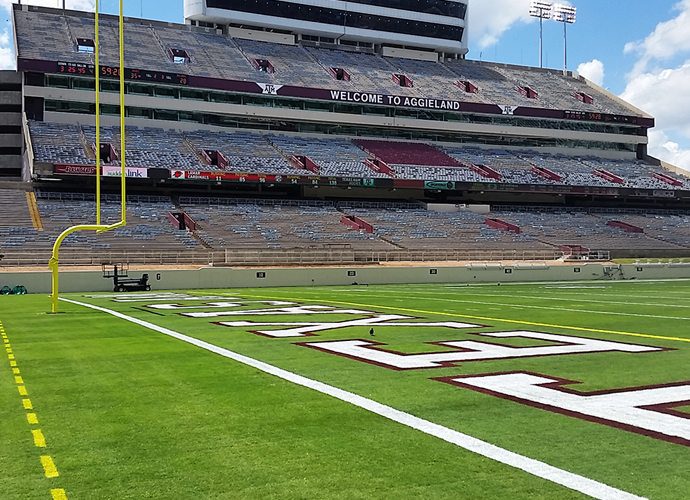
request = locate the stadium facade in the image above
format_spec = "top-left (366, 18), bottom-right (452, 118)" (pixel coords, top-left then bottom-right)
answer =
top-left (5, 2), bottom-right (690, 209)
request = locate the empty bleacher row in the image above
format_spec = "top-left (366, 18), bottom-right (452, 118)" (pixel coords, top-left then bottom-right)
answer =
top-left (16, 7), bottom-right (639, 116)
top-left (490, 211), bottom-right (688, 251)
top-left (1, 191), bottom-right (689, 266)
top-left (29, 121), bottom-right (690, 190)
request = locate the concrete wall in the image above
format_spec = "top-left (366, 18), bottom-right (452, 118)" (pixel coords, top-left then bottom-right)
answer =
top-left (3, 263), bottom-right (690, 294)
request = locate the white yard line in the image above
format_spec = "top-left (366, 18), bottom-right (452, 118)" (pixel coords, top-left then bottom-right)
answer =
top-left (61, 297), bottom-right (644, 500)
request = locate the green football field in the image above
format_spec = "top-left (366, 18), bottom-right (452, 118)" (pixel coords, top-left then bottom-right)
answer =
top-left (1, 280), bottom-right (690, 499)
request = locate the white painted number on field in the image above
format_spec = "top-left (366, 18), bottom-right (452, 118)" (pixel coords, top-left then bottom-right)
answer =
top-left (304, 331), bottom-right (662, 369)
top-left (446, 372), bottom-right (690, 446)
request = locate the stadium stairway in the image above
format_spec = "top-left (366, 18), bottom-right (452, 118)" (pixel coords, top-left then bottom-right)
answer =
top-left (26, 192), bottom-right (43, 231)
top-left (0, 188), bottom-right (35, 229)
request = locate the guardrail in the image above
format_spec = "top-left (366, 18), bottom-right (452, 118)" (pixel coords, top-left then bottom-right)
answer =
top-left (0, 248), bottom-right (566, 267)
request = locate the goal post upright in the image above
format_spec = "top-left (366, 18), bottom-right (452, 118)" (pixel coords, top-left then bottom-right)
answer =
top-left (49, 0), bottom-right (127, 313)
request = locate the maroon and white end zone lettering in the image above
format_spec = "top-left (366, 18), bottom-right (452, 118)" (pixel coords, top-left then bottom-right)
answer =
top-left (218, 315), bottom-right (481, 338)
top-left (148, 300), bottom-right (296, 310)
top-left (219, 317), bottom-right (481, 338)
top-left (116, 294), bottom-right (684, 449)
top-left (301, 331), bottom-right (663, 370)
top-left (440, 372), bottom-right (690, 447)
top-left (183, 305), bottom-right (374, 319)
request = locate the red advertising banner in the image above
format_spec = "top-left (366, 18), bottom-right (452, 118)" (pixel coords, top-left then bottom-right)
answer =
top-left (53, 164), bottom-right (97, 175)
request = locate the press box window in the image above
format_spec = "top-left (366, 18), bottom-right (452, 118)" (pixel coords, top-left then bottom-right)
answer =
top-left (393, 74), bottom-right (413, 88)
top-left (255, 59), bottom-right (275, 73)
top-left (332, 67), bottom-right (351, 81)
top-left (76, 38), bottom-right (95, 53)
top-left (170, 48), bottom-right (190, 64)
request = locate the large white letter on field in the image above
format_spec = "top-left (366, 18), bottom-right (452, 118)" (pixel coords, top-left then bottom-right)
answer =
top-left (443, 372), bottom-right (690, 446)
top-left (148, 300), bottom-right (296, 310)
top-left (185, 305), bottom-right (375, 318)
top-left (303, 331), bottom-right (662, 369)
top-left (217, 314), bottom-right (481, 338)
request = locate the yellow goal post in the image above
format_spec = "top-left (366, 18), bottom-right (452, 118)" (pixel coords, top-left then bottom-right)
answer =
top-left (49, 0), bottom-right (128, 313)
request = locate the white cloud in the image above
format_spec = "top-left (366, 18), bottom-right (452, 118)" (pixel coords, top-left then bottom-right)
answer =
top-left (620, 0), bottom-right (690, 172)
top-left (0, 1), bottom-right (94, 11)
top-left (468, 0), bottom-right (533, 50)
top-left (647, 130), bottom-right (690, 172)
top-left (0, 28), bottom-right (13, 70)
top-left (576, 59), bottom-right (605, 87)
top-left (0, 0), bottom-right (94, 70)
top-left (623, 0), bottom-right (690, 75)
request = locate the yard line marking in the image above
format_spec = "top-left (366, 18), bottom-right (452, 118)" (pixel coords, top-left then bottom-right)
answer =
top-left (1, 320), bottom-right (67, 498)
top-left (40, 455), bottom-right (59, 478)
top-left (32, 429), bottom-right (47, 448)
top-left (51, 489), bottom-right (67, 500)
top-left (240, 293), bottom-right (690, 344)
top-left (62, 297), bottom-right (644, 500)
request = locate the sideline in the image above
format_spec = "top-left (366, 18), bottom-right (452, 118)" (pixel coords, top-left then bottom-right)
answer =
top-left (61, 297), bottom-right (643, 500)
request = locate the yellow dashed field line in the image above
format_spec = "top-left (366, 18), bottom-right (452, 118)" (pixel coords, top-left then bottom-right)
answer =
top-left (51, 488), bottom-right (68, 500)
top-left (40, 455), bottom-right (59, 478)
top-left (242, 293), bottom-right (690, 344)
top-left (32, 429), bottom-right (47, 448)
top-left (1, 321), bottom-right (67, 498)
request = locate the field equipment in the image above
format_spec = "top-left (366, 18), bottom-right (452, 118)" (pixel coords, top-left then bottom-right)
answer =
top-left (103, 264), bottom-right (151, 292)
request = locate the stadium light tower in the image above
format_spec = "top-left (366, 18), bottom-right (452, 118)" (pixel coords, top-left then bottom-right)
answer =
top-left (553, 3), bottom-right (577, 74)
top-left (529, 1), bottom-right (553, 68)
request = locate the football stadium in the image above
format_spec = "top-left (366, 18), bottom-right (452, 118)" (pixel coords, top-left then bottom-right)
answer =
top-left (1, 0), bottom-right (690, 498)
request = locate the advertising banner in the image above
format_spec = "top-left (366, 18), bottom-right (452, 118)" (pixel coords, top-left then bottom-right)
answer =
top-left (53, 164), bottom-right (97, 175)
top-left (102, 166), bottom-right (148, 178)
top-left (424, 181), bottom-right (456, 190)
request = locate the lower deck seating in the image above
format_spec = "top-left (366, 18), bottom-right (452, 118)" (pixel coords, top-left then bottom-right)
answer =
top-left (29, 121), bottom-right (690, 191)
top-left (2, 193), bottom-right (689, 264)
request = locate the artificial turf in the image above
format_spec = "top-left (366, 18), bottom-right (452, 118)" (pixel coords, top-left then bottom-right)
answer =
top-left (1, 279), bottom-right (689, 499)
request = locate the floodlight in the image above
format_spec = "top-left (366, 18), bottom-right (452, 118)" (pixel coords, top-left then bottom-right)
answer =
top-left (553, 4), bottom-right (577, 23)
top-left (529, 1), bottom-right (553, 68)
top-left (553, 4), bottom-right (578, 73)
top-left (529, 1), bottom-right (553, 19)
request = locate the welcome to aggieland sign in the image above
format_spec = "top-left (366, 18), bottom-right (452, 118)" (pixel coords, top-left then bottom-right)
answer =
top-left (328, 90), bottom-right (465, 111)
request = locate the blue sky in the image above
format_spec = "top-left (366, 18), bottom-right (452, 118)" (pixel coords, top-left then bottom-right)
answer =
top-left (1, 0), bottom-right (689, 170)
